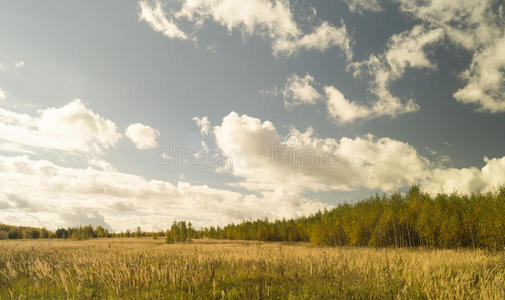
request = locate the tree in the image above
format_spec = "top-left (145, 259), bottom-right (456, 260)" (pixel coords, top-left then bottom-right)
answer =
top-left (55, 228), bottom-right (68, 239)
top-left (135, 226), bottom-right (143, 238)
top-left (8, 229), bottom-right (21, 239)
top-left (40, 228), bottom-right (50, 239)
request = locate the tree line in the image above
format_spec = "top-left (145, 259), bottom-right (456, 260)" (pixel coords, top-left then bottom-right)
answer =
top-left (0, 224), bottom-right (53, 240)
top-left (200, 186), bottom-right (505, 249)
top-left (3, 186), bottom-right (505, 249)
top-left (0, 224), bottom-right (155, 240)
top-left (0, 223), bottom-right (190, 241)
top-left (0, 224), bottom-right (113, 240)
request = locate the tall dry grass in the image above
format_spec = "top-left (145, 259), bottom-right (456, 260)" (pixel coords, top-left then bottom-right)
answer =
top-left (1, 238), bottom-right (504, 299)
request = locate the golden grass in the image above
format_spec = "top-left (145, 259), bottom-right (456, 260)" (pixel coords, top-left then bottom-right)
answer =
top-left (1, 238), bottom-right (505, 299)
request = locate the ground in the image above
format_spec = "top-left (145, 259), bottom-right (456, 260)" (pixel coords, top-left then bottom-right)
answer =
top-left (1, 238), bottom-right (504, 299)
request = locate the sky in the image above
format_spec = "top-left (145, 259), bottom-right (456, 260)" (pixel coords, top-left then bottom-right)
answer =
top-left (0, 0), bottom-right (504, 231)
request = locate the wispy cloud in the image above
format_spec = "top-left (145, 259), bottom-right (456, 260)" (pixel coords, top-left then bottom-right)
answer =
top-left (138, 0), bottom-right (353, 58)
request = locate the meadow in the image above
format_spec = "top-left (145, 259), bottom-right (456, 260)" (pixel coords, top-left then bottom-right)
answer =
top-left (1, 238), bottom-right (505, 299)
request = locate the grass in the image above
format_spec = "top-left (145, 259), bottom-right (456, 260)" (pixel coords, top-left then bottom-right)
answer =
top-left (1, 238), bottom-right (505, 299)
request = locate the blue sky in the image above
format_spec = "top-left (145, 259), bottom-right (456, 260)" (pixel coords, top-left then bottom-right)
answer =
top-left (0, 0), bottom-right (504, 231)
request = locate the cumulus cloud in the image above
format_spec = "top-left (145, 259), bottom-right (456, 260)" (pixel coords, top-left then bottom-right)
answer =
top-left (0, 154), bottom-right (325, 231)
top-left (138, 0), bottom-right (188, 40)
top-left (192, 116), bottom-right (211, 135)
top-left (213, 112), bottom-right (428, 193)
top-left (213, 112), bottom-right (505, 197)
top-left (420, 157), bottom-right (505, 195)
top-left (125, 123), bottom-right (160, 149)
top-left (0, 99), bottom-right (121, 155)
top-left (282, 73), bottom-right (321, 108)
top-left (2, 111), bottom-right (504, 230)
top-left (138, 0), bottom-right (352, 58)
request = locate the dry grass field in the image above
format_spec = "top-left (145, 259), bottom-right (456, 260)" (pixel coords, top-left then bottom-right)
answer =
top-left (1, 238), bottom-right (505, 299)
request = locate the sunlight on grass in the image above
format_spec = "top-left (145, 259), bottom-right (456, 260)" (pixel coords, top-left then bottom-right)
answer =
top-left (1, 238), bottom-right (505, 299)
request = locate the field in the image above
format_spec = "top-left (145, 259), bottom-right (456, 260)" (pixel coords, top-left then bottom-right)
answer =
top-left (1, 239), bottom-right (505, 299)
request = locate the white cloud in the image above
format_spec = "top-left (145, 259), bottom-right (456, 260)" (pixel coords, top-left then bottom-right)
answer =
top-left (343, 0), bottom-right (383, 13)
top-left (273, 21), bottom-right (353, 60)
top-left (325, 86), bottom-right (372, 123)
top-left (384, 26), bottom-right (444, 77)
top-left (139, 0), bottom-right (352, 58)
top-left (125, 123), bottom-right (160, 149)
top-left (213, 112), bottom-right (428, 193)
top-left (282, 70), bottom-right (419, 124)
top-left (214, 112), bottom-right (505, 197)
top-left (397, 0), bottom-right (498, 49)
top-left (0, 88), bottom-right (5, 101)
top-left (420, 166), bottom-right (485, 195)
top-left (280, 73), bottom-right (396, 124)
top-left (345, 25), bottom-right (443, 122)
top-left (0, 99), bottom-right (121, 155)
top-left (283, 73), bottom-right (321, 108)
top-left (280, 25), bottom-right (437, 123)
top-left (2, 111), bottom-right (504, 230)
top-left (192, 116), bottom-right (211, 135)
top-left (176, 0), bottom-right (300, 41)
top-left (453, 35), bottom-right (505, 112)
top-left (138, 0), bottom-right (188, 40)
top-left (0, 154), bottom-right (325, 231)
top-left (397, 0), bottom-right (505, 112)
top-left (420, 156), bottom-right (505, 196)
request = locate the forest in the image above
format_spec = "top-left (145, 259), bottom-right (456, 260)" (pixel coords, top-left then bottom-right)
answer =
top-left (202, 186), bottom-right (505, 249)
top-left (3, 186), bottom-right (505, 249)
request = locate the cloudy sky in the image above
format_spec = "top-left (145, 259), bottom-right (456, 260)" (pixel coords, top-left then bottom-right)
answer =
top-left (0, 0), bottom-right (504, 231)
